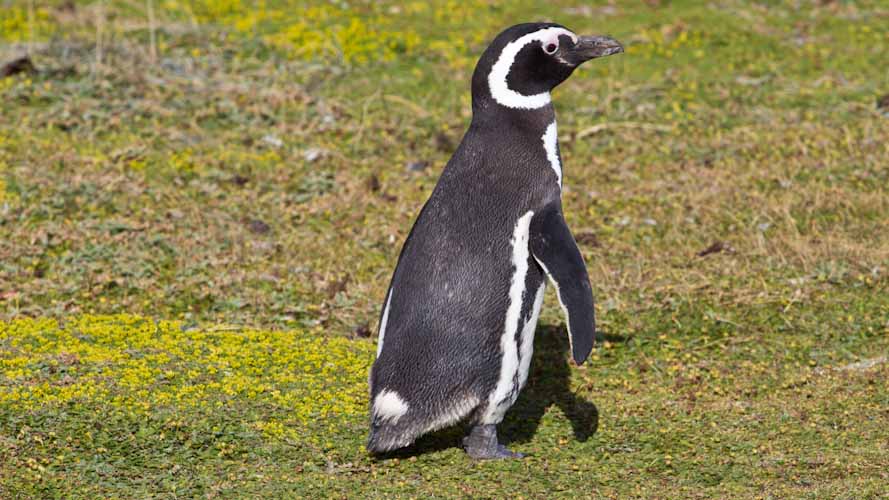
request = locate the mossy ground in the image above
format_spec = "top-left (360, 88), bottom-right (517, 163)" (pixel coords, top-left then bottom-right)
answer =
top-left (1, 0), bottom-right (888, 498)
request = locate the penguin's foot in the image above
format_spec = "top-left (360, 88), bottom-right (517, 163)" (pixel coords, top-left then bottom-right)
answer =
top-left (462, 424), bottom-right (524, 460)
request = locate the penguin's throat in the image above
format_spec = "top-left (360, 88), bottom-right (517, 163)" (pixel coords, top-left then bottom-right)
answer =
top-left (471, 101), bottom-right (556, 133)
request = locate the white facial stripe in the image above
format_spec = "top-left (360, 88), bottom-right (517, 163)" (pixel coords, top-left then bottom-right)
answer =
top-left (376, 289), bottom-right (393, 356)
top-left (483, 210), bottom-right (534, 424)
top-left (542, 121), bottom-right (562, 188)
top-left (374, 389), bottom-right (409, 423)
top-left (488, 27), bottom-right (577, 109)
top-left (539, 29), bottom-right (576, 49)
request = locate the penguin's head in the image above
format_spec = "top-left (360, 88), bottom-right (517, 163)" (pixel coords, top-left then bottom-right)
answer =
top-left (471, 23), bottom-right (623, 112)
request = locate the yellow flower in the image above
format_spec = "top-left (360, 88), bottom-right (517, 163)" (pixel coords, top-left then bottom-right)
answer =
top-left (0, 315), bottom-right (374, 430)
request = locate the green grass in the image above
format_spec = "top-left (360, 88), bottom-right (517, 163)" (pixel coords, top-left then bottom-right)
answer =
top-left (1, 0), bottom-right (888, 497)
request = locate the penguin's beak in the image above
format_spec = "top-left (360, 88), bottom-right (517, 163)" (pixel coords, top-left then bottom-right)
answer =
top-left (567, 35), bottom-right (624, 65)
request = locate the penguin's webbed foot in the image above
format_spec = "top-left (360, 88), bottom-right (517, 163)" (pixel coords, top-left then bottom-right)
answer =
top-left (462, 424), bottom-right (524, 459)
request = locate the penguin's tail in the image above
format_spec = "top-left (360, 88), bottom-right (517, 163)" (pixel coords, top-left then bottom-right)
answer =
top-left (366, 393), bottom-right (481, 454)
top-left (366, 386), bottom-right (430, 453)
top-left (366, 420), bottom-right (419, 454)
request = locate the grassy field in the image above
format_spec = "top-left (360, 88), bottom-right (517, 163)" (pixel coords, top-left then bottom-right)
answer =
top-left (1, 0), bottom-right (888, 497)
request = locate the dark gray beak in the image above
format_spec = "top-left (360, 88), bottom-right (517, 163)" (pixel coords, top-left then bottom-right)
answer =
top-left (566, 35), bottom-right (624, 64)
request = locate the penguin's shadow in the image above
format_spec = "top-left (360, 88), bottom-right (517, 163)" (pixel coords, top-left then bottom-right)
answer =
top-left (377, 324), bottom-right (600, 459)
top-left (500, 324), bottom-right (599, 445)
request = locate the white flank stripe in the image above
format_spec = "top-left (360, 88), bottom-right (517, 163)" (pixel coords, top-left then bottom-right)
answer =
top-left (376, 289), bottom-right (393, 357)
top-left (374, 389), bottom-right (409, 423)
top-left (488, 27), bottom-right (576, 109)
top-left (483, 211), bottom-right (534, 423)
top-left (533, 256), bottom-right (574, 357)
top-left (542, 121), bottom-right (562, 188)
top-left (517, 283), bottom-right (546, 390)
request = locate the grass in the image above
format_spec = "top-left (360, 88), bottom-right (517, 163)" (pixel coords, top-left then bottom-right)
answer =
top-left (1, 0), bottom-right (888, 497)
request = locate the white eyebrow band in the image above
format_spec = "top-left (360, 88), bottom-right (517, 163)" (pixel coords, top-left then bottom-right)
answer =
top-left (487, 27), bottom-right (577, 110)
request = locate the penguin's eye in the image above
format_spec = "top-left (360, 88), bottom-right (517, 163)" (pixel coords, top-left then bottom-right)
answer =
top-left (543, 42), bottom-right (558, 55)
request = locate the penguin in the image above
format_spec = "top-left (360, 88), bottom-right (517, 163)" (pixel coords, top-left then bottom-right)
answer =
top-left (367, 22), bottom-right (623, 459)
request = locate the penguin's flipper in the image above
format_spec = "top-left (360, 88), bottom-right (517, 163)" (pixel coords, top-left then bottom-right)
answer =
top-left (529, 203), bottom-right (596, 364)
